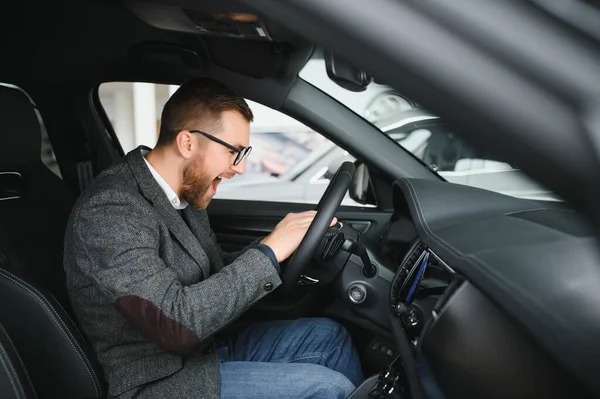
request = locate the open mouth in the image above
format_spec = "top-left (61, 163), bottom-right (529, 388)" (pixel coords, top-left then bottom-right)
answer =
top-left (211, 176), bottom-right (222, 192)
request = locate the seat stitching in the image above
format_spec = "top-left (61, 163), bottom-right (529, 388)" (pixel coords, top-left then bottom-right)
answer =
top-left (0, 270), bottom-right (101, 397)
top-left (0, 270), bottom-right (100, 398)
top-left (44, 291), bottom-right (94, 359)
top-left (0, 271), bottom-right (100, 397)
top-left (0, 325), bottom-right (35, 393)
top-left (0, 343), bottom-right (24, 398)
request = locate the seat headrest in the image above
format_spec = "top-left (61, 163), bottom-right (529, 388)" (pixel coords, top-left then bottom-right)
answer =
top-left (0, 85), bottom-right (42, 170)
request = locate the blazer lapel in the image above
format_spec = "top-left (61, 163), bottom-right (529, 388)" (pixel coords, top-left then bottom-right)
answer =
top-left (181, 207), bottom-right (224, 273)
top-left (125, 146), bottom-right (211, 278)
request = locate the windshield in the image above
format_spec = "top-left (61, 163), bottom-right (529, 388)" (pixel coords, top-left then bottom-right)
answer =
top-left (298, 50), bottom-right (560, 202)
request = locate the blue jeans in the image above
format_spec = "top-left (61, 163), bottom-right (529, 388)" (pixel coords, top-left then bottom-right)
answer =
top-left (218, 318), bottom-right (363, 399)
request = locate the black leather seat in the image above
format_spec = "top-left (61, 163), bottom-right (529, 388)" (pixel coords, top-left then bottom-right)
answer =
top-left (0, 84), bottom-right (77, 312)
top-left (0, 323), bottom-right (37, 399)
top-left (0, 266), bottom-right (105, 399)
top-left (0, 85), bottom-right (106, 398)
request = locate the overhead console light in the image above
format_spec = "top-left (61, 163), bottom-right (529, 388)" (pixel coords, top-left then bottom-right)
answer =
top-left (183, 9), bottom-right (273, 41)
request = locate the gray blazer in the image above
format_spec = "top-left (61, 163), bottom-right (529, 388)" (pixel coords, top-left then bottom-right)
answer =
top-left (64, 146), bottom-right (281, 398)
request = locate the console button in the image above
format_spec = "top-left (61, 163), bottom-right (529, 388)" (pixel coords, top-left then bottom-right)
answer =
top-left (348, 284), bottom-right (367, 304)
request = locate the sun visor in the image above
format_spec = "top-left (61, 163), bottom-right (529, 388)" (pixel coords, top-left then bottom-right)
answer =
top-left (127, 2), bottom-right (272, 41)
top-left (183, 9), bottom-right (272, 41)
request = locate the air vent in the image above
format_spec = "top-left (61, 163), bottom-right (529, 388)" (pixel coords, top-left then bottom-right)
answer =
top-left (390, 241), bottom-right (427, 307)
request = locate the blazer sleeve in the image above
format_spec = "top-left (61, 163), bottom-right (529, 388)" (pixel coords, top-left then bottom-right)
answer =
top-left (69, 189), bottom-right (282, 356)
top-left (219, 237), bottom-right (262, 266)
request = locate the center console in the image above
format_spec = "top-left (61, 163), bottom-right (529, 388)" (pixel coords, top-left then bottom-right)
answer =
top-left (390, 240), bottom-right (461, 344)
top-left (348, 239), bottom-right (462, 398)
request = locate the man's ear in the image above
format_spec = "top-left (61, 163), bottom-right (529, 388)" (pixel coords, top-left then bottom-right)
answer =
top-left (175, 131), bottom-right (194, 158)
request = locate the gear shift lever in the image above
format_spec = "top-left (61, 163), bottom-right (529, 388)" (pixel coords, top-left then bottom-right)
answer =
top-left (342, 238), bottom-right (377, 278)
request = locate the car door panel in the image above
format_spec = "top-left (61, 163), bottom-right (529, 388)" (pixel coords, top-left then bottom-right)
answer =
top-left (207, 199), bottom-right (392, 253)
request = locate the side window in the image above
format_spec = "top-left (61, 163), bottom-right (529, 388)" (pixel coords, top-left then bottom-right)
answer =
top-left (98, 82), bottom-right (361, 205)
top-left (392, 124), bottom-right (515, 174)
top-left (0, 83), bottom-right (62, 178)
top-left (98, 82), bottom-right (173, 152)
top-left (420, 127), bottom-right (478, 172)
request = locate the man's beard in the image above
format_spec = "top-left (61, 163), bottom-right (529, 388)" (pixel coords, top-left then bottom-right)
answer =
top-left (181, 154), bottom-right (214, 209)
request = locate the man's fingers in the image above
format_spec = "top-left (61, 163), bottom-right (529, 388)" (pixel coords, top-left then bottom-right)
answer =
top-left (284, 212), bottom-right (338, 232)
top-left (292, 210), bottom-right (316, 217)
top-left (293, 214), bottom-right (337, 227)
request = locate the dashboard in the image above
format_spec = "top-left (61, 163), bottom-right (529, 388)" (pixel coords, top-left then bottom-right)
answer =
top-left (341, 177), bottom-right (600, 399)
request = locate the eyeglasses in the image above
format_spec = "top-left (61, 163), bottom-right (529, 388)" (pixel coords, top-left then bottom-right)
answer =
top-left (189, 130), bottom-right (252, 166)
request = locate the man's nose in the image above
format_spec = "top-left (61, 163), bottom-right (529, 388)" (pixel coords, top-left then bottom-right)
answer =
top-left (231, 159), bottom-right (246, 175)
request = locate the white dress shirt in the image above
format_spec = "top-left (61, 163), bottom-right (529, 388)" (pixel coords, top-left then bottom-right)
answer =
top-left (142, 150), bottom-right (188, 210)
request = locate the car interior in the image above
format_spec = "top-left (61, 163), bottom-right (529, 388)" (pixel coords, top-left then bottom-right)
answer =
top-left (1, 0), bottom-right (599, 399)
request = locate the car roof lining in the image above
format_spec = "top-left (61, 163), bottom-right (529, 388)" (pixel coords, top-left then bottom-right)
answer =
top-left (0, 0), bottom-right (313, 109)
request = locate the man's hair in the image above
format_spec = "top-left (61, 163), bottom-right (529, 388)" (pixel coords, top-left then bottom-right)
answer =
top-left (156, 77), bottom-right (253, 146)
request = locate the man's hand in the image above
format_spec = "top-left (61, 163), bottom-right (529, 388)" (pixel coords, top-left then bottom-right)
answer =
top-left (260, 211), bottom-right (337, 262)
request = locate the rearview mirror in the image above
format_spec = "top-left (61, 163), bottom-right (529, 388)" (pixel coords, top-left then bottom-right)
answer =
top-left (349, 162), bottom-right (376, 205)
top-left (324, 51), bottom-right (372, 92)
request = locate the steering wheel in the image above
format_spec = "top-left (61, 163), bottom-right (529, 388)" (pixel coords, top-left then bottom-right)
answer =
top-left (281, 161), bottom-right (356, 287)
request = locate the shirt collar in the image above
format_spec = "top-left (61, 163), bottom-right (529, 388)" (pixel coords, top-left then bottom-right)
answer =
top-left (142, 149), bottom-right (188, 210)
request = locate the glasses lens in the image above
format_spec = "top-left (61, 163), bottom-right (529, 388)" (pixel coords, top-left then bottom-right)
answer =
top-left (234, 147), bottom-right (252, 166)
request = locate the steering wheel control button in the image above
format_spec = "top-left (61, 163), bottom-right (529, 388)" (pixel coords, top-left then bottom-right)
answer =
top-left (263, 282), bottom-right (274, 291)
top-left (317, 227), bottom-right (345, 259)
top-left (348, 283), bottom-right (367, 304)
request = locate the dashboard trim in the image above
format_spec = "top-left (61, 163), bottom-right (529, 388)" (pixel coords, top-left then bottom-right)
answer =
top-left (394, 177), bottom-right (600, 396)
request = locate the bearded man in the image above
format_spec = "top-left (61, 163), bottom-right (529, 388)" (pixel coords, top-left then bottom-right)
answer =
top-left (63, 77), bottom-right (363, 399)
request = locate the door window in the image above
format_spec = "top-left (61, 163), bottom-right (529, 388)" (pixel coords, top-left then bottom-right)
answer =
top-left (98, 82), bottom-right (362, 205)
